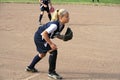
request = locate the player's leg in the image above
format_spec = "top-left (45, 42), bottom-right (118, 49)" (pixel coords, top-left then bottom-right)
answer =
top-left (48, 50), bottom-right (57, 73)
top-left (39, 6), bottom-right (45, 25)
top-left (48, 50), bottom-right (62, 79)
top-left (39, 11), bottom-right (44, 25)
top-left (25, 53), bottom-right (46, 73)
top-left (48, 13), bottom-right (51, 21)
top-left (46, 7), bottom-right (51, 21)
top-left (25, 33), bottom-right (50, 73)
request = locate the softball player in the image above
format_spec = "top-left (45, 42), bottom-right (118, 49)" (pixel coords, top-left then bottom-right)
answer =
top-left (39, 0), bottom-right (53, 25)
top-left (25, 9), bottom-right (70, 79)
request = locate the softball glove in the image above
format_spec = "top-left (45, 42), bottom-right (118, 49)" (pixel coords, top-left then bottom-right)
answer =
top-left (63, 27), bottom-right (73, 41)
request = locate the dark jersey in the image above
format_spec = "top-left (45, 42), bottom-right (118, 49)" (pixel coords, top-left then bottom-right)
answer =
top-left (41, 0), bottom-right (50, 5)
top-left (34, 20), bottom-right (64, 43)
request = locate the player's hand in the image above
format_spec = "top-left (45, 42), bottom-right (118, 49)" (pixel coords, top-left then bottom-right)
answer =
top-left (50, 43), bottom-right (57, 50)
top-left (44, 4), bottom-right (47, 7)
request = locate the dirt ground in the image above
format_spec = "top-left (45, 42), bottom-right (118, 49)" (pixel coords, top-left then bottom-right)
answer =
top-left (0, 3), bottom-right (120, 80)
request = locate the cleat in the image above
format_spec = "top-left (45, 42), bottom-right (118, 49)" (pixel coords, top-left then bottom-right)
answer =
top-left (25, 66), bottom-right (38, 73)
top-left (48, 71), bottom-right (62, 80)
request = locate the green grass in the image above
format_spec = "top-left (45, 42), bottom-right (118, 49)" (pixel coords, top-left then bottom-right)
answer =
top-left (0, 0), bottom-right (38, 3)
top-left (0, 0), bottom-right (120, 4)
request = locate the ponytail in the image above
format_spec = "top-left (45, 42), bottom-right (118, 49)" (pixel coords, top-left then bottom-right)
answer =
top-left (51, 9), bottom-right (68, 21)
top-left (51, 9), bottom-right (59, 21)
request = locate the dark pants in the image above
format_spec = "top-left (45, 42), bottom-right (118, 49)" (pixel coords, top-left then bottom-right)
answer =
top-left (39, 6), bottom-right (51, 23)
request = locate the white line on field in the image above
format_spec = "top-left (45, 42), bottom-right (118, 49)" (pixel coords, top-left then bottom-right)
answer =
top-left (22, 74), bottom-right (39, 80)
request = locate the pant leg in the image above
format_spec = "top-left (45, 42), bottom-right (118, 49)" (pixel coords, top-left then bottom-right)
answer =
top-left (39, 14), bottom-right (43, 23)
top-left (48, 13), bottom-right (51, 21)
top-left (28, 54), bottom-right (41, 69)
top-left (48, 50), bottom-right (58, 73)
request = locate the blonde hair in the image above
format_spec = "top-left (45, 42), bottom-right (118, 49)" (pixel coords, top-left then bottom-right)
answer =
top-left (51, 9), bottom-right (68, 21)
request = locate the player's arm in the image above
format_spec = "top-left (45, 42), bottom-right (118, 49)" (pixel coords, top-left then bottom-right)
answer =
top-left (41, 24), bottom-right (58, 50)
top-left (55, 33), bottom-right (64, 40)
top-left (42, 31), bottom-right (52, 45)
top-left (41, 32), bottom-right (57, 50)
top-left (45, 24), bottom-right (64, 40)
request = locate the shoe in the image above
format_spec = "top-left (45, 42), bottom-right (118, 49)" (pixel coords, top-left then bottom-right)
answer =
top-left (25, 66), bottom-right (38, 73)
top-left (48, 71), bottom-right (62, 80)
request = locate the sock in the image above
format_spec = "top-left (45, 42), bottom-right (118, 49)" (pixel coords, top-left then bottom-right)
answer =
top-left (48, 13), bottom-right (51, 21)
top-left (28, 54), bottom-right (41, 69)
top-left (39, 14), bottom-right (43, 23)
top-left (49, 50), bottom-right (57, 73)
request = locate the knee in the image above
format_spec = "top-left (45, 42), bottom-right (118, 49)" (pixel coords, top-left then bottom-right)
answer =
top-left (50, 50), bottom-right (57, 55)
top-left (38, 53), bottom-right (46, 58)
top-left (40, 12), bottom-right (44, 14)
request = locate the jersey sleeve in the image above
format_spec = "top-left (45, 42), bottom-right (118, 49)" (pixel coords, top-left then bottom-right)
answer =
top-left (45, 24), bottom-right (57, 34)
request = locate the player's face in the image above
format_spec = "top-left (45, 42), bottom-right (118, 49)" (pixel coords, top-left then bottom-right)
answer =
top-left (60, 13), bottom-right (69, 24)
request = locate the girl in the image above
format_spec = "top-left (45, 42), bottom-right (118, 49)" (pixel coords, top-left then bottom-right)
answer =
top-left (39, 0), bottom-right (53, 25)
top-left (25, 9), bottom-right (69, 79)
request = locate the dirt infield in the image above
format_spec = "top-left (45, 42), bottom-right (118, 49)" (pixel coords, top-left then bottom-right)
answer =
top-left (0, 3), bottom-right (120, 80)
